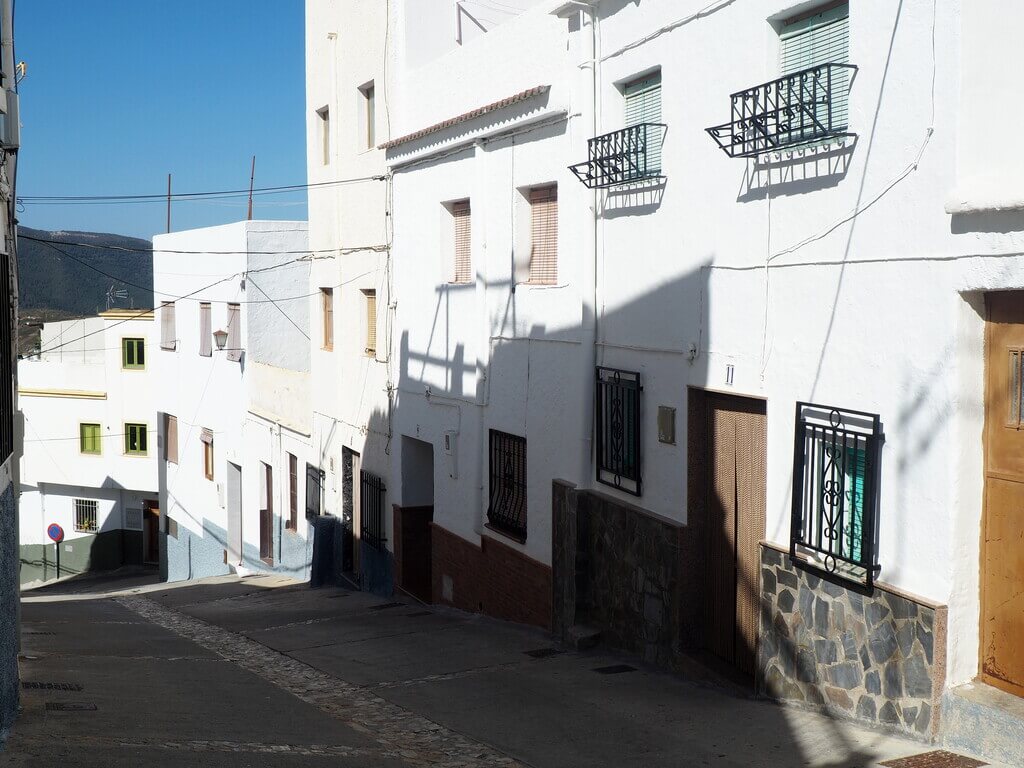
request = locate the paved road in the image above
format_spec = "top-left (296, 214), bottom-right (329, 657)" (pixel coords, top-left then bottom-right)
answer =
top-left (0, 572), bottom-right (993, 766)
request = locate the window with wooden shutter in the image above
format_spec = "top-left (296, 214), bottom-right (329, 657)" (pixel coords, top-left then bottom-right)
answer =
top-left (321, 288), bottom-right (334, 351)
top-left (528, 186), bottom-right (558, 284)
top-left (199, 302), bottom-right (212, 357)
top-left (165, 413), bottom-right (178, 464)
top-left (226, 303), bottom-right (242, 362)
top-left (624, 72), bottom-right (662, 174)
top-left (363, 290), bottom-right (377, 357)
top-left (160, 302), bottom-right (176, 351)
top-left (125, 423), bottom-right (148, 455)
top-left (80, 423), bottom-right (101, 455)
top-left (122, 338), bottom-right (145, 369)
top-left (201, 428), bottom-right (214, 480)
top-left (780, 2), bottom-right (850, 130)
top-left (452, 201), bottom-right (471, 284)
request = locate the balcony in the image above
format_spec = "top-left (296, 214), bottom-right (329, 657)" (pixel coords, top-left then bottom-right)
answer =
top-left (570, 123), bottom-right (667, 189)
top-left (706, 63), bottom-right (857, 159)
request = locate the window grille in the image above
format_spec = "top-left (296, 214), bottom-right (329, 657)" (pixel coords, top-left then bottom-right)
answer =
top-left (528, 186), bottom-right (558, 285)
top-left (74, 499), bottom-right (98, 533)
top-left (790, 402), bottom-right (882, 591)
top-left (80, 423), bottom-right (102, 455)
top-left (122, 338), bottom-right (145, 369)
top-left (164, 414), bottom-right (178, 464)
top-left (452, 201), bottom-right (471, 284)
top-left (160, 301), bottom-right (176, 350)
top-left (124, 423), bottom-right (148, 455)
top-left (595, 367), bottom-right (642, 496)
top-left (199, 302), bottom-right (212, 357)
top-left (487, 430), bottom-right (527, 539)
top-left (360, 469), bottom-right (386, 551)
top-left (225, 303), bottom-right (242, 362)
top-left (124, 507), bottom-right (143, 531)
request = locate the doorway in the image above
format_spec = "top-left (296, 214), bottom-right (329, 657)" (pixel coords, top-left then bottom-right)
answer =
top-left (689, 390), bottom-right (767, 678)
top-left (981, 291), bottom-right (1024, 697)
top-left (143, 500), bottom-right (160, 565)
top-left (226, 461), bottom-right (243, 567)
top-left (399, 436), bottom-right (434, 602)
top-left (260, 462), bottom-right (274, 565)
top-left (342, 447), bottom-right (361, 575)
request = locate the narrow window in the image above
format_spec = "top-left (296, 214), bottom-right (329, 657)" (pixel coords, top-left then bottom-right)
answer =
top-left (624, 72), bottom-right (662, 175)
top-left (318, 106), bottom-right (331, 165)
top-left (528, 186), bottom-right (558, 285)
top-left (452, 201), bottom-right (471, 284)
top-left (780, 2), bottom-right (850, 133)
top-left (226, 303), bottom-right (242, 362)
top-left (360, 469), bottom-right (386, 551)
top-left (321, 288), bottom-right (334, 350)
top-left (595, 367), bottom-right (642, 495)
top-left (487, 430), bottom-right (527, 540)
top-left (361, 83), bottom-right (376, 149)
top-left (199, 302), bottom-right (212, 357)
top-left (164, 413), bottom-right (178, 464)
top-left (363, 289), bottom-right (377, 357)
top-left (288, 453), bottom-right (298, 530)
top-left (79, 423), bottom-right (101, 455)
top-left (201, 428), bottom-right (214, 480)
top-left (306, 463), bottom-right (322, 518)
top-left (74, 499), bottom-right (98, 533)
top-left (125, 423), bottom-right (148, 455)
top-left (122, 338), bottom-right (145, 369)
top-left (160, 302), bottom-right (176, 351)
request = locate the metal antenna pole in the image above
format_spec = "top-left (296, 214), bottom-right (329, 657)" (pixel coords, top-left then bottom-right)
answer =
top-left (166, 174), bottom-right (172, 233)
top-left (247, 156), bottom-right (256, 221)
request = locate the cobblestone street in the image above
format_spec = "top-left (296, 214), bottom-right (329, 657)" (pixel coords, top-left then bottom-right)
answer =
top-left (0, 573), bottom-right (999, 767)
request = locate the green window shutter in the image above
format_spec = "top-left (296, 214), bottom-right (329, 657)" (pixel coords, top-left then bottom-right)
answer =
top-left (624, 72), bottom-right (662, 176)
top-left (780, 3), bottom-right (850, 133)
top-left (80, 423), bottom-right (100, 454)
top-left (843, 446), bottom-right (865, 563)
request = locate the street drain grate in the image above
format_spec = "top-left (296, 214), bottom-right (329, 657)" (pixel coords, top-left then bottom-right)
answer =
top-left (23, 682), bottom-right (83, 692)
top-left (593, 664), bottom-right (637, 675)
top-left (46, 703), bottom-right (97, 712)
top-left (369, 602), bottom-right (404, 611)
top-left (524, 648), bottom-right (564, 659)
top-left (881, 751), bottom-right (987, 768)
top-left (407, 610), bottom-right (433, 617)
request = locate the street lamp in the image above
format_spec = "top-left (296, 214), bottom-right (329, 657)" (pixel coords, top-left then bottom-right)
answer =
top-left (213, 329), bottom-right (229, 351)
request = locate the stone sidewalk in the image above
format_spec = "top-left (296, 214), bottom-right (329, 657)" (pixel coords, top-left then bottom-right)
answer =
top-left (1, 572), bottom-right (1000, 767)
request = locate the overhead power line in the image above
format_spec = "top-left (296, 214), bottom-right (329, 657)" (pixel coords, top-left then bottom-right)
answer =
top-left (18, 174), bottom-right (386, 203)
top-left (20, 233), bottom-right (387, 258)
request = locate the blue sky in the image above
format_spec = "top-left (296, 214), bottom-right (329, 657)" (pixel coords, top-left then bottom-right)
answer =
top-left (16, 0), bottom-right (307, 240)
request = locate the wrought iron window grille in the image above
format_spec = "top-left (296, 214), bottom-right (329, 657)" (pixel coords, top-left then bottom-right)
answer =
top-left (487, 429), bottom-right (527, 539)
top-left (706, 63), bottom-right (857, 159)
top-left (360, 469), bottom-right (387, 551)
top-left (790, 402), bottom-right (883, 592)
top-left (570, 123), bottom-right (667, 189)
top-left (595, 367), bottom-right (642, 496)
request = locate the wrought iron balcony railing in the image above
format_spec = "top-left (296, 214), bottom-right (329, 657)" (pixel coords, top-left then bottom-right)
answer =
top-left (570, 123), bottom-right (667, 189)
top-left (706, 63), bottom-right (857, 159)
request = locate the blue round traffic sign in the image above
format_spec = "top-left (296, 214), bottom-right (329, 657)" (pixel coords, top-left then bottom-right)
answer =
top-left (47, 523), bottom-right (64, 543)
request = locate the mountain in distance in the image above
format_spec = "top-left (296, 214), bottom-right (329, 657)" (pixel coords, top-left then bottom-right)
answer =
top-left (16, 226), bottom-right (153, 316)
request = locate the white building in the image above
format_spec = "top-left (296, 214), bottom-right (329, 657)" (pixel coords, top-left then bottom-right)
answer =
top-left (307, 0), bottom-right (1024, 759)
top-left (18, 310), bottom-right (159, 585)
top-left (153, 220), bottom-right (316, 582)
top-left (306, 0), bottom-right (392, 592)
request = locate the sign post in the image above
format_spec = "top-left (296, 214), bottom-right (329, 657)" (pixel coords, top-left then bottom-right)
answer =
top-left (47, 523), bottom-right (64, 579)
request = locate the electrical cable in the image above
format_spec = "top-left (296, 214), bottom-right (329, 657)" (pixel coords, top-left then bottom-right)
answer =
top-left (20, 233), bottom-right (387, 257)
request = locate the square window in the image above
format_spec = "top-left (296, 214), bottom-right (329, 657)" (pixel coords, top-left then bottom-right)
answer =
top-left (122, 338), bottom-right (145, 369)
top-left (80, 423), bottom-right (101, 455)
top-left (124, 423), bottom-right (148, 455)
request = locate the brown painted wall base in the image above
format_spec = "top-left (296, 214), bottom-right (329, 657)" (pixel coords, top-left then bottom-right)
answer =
top-left (430, 522), bottom-right (552, 630)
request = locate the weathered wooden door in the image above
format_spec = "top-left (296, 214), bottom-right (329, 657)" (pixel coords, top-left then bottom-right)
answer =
top-left (260, 462), bottom-right (273, 565)
top-left (982, 291), bottom-right (1024, 697)
top-left (703, 393), bottom-right (767, 677)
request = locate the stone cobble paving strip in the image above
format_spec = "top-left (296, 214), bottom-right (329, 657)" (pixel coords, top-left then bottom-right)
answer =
top-left (116, 596), bottom-right (525, 768)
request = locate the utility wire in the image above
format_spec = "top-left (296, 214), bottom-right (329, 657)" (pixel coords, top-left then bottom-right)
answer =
top-left (20, 233), bottom-right (388, 258)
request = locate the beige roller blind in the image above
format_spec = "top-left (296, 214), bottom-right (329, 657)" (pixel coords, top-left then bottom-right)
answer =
top-left (165, 413), bottom-right (178, 464)
top-left (364, 290), bottom-right (377, 357)
top-left (226, 303), bottom-right (241, 362)
top-left (160, 302), bottom-right (176, 350)
top-left (452, 201), bottom-right (471, 283)
top-left (528, 186), bottom-right (558, 284)
top-left (199, 302), bottom-right (212, 357)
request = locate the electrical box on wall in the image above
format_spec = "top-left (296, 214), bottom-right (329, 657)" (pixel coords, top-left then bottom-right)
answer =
top-left (657, 406), bottom-right (676, 445)
top-left (444, 430), bottom-right (458, 479)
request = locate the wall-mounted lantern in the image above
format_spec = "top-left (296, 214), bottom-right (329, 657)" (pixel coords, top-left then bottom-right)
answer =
top-left (213, 329), bottom-right (229, 351)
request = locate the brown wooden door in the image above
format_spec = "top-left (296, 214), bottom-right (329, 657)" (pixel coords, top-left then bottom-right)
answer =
top-left (702, 393), bottom-right (767, 677)
top-left (982, 291), bottom-right (1024, 697)
top-left (143, 502), bottom-right (160, 564)
top-left (260, 463), bottom-right (274, 564)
